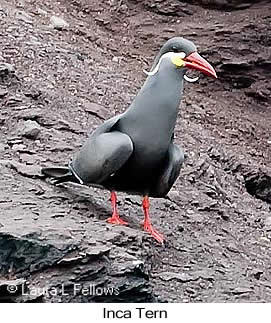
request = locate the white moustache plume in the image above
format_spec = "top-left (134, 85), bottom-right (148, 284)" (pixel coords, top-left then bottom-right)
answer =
top-left (143, 52), bottom-right (180, 76)
top-left (184, 75), bottom-right (199, 83)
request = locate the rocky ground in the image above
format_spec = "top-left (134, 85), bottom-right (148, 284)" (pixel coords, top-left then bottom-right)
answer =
top-left (0, 0), bottom-right (270, 302)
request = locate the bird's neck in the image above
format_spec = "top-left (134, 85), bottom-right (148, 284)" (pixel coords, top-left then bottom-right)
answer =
top-left (129, 68), bottom-right (184, 123)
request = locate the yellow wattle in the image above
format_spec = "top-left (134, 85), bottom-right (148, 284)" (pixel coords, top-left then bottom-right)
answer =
top-left (171, 56), bottom-right (185, 67)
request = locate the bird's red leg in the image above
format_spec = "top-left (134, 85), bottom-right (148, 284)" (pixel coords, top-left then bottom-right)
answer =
top-left (142, 196), bottom-right (164, 243)
top-left (107, 191), bottom-right (128, 225)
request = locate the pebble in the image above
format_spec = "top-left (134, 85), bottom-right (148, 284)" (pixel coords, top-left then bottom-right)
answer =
top-left (167, 190), bottom-right (179, 202)
top-left (36, 8), bottom-right (47, 16)
top-left (19, 120), bottom-right (41, 140)
top-left (0, 88), bottom-right (8, 97)
top-left (12, 144), bottom-right (26, 151)
top-left (112, 56), bottom-right (120, 63)
top-left (0, 144), bottom-right (7, 153)
top-left (186, 209), bottom-right (194, 215)
top-left (50, 15), bottom-right (69, 30)
top-left (15, 10), bottom-right (33, 24)
top-left (0, 63), bottom-right (15, 74)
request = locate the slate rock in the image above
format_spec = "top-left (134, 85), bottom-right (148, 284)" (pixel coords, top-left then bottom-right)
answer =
top-left (19, 120), bottom-right (41, 139)
top-left (12, 144), bottom-right (27, 151)
top-left (8, 160), bottom-right (43, 178)
top-left (83, 102), bottom-right (109, 120)
top-left (0, 232), bottom-right (76, 275)
top-left (232, 286), bottom-right (253, 295)
top-left (185, 0), bottom-right (253, 9)
top-left (49, 145), bottom-right (73, 152)
top-left (145, 0), bottom-right (191, 16)
top-left (23, 87), bottom-right (42, 99)
top-left (86, 245), bottom-right (111, 257)
top-left (159, 271), bottom-right (197, 282)
top-left (15, 10), bottom-right (33, 24)
top-left (53, 119), bottom-right (83, 134)
top-left (5, 96), bottom-right (23, 107)
top-left (244, 171), bottom-right (271, 203)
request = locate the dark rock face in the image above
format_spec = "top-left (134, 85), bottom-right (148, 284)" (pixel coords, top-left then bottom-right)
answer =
top-left (0, 232), bottom-right (76, 275)
top-left (0, 231), bottom-right (154, 303)
top-left (244, 172), bottom-right (271, 204)
top-left (181, 0), bottom-right (266, 9)
top-left (129, 0), bottom-right (266, 13)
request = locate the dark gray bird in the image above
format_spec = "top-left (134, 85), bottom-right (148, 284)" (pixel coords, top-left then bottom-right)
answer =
top-left (42, 37), bottom-right (217, 243)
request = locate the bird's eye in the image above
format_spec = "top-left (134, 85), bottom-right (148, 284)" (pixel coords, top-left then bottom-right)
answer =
top-left (172, 46), bottom-right (178, 52)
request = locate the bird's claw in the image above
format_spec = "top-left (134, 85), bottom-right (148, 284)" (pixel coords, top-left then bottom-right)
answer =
top-left (143, 223), bottom-right (164, 244)
top-left (107, 214), bottom-right (128, 225)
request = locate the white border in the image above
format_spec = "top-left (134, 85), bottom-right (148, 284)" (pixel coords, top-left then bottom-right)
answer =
top-left (1, 303), bottom-right (270, 323)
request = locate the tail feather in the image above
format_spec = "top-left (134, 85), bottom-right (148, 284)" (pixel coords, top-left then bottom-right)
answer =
top-left (41, 166), bottom-right (79, 185)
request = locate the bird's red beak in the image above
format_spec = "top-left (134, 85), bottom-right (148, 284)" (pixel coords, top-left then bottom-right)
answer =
top-left (184, 52), bottom-right (217, 78)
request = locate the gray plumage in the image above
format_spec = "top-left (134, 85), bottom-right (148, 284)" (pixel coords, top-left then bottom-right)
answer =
top-left (42, 54), bottom-right (186, 197)
top-left (41, 37), bottom-right (217, 243)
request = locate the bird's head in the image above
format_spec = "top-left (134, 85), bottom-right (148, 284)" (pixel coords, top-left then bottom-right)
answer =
top-left (147, 37), bottom-right (217, 81)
